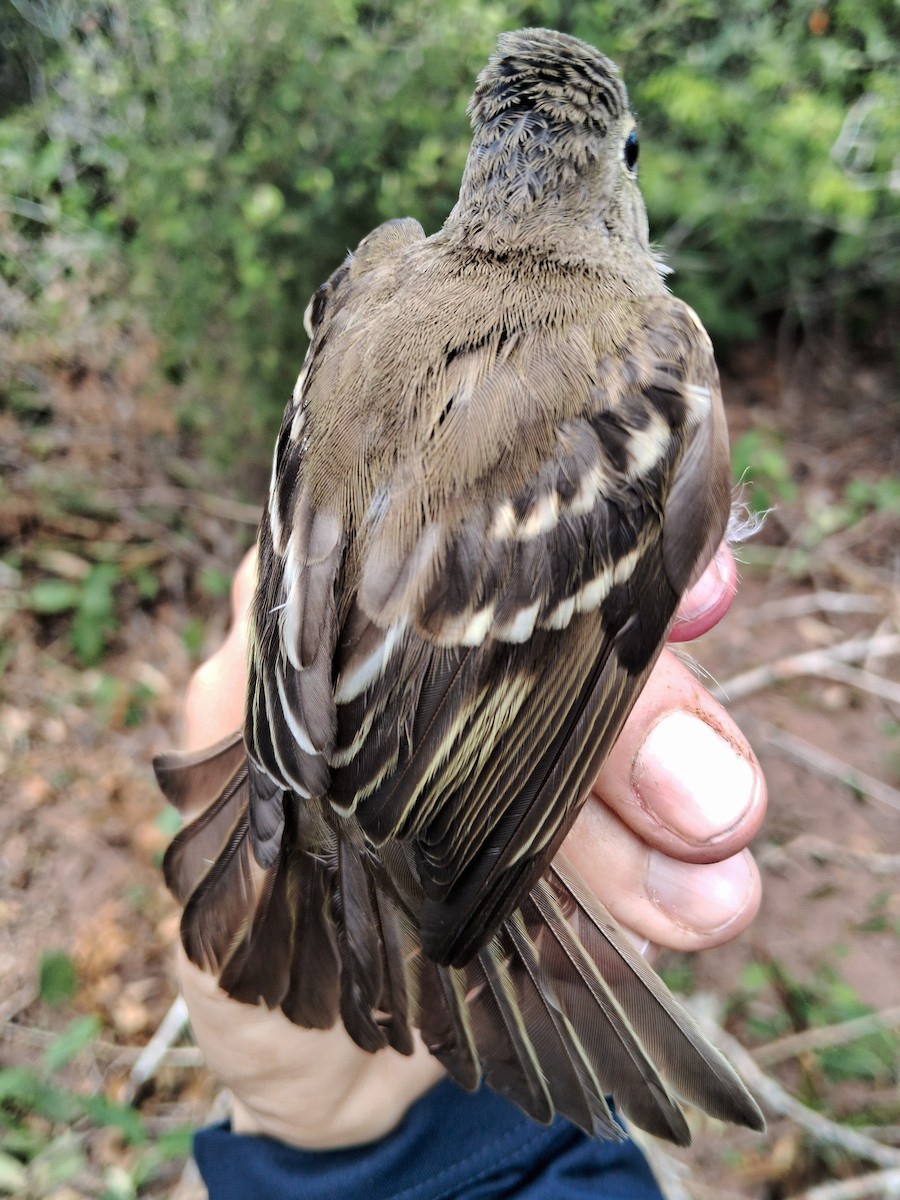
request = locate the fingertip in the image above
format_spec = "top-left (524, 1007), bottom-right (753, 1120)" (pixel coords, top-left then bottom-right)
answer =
top-left (646, 848), bottom-right (761, 944)
top-left (595, 650), bottom-right (767, 861)
top-left (631, 709), bottom-right (766, 855)
top-left (669, 544), bottom-right (737, 642)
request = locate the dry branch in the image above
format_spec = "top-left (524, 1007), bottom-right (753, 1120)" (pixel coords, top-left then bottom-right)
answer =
top-left (740, 592), bottom-right (885, 624)
top-left (753, 1004), bottom-right (900, 1068)
top-left (746, 720), bottom-right (900, 813)
top-left (711, 633), bottom-right (900, 706)
top-left (796, 1166), bottom-right (900, 1200)
top-left (775, 835), bottom-right (900, 876)
top-left (688, 1002), bottom-right (900, 1171)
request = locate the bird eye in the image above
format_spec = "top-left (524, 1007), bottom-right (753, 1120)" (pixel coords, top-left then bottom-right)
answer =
top-left (624, 130), bottom-right (639, 171)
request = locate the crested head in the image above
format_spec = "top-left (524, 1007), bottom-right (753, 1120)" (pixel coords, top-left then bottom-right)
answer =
top-left (448, 29), bottom-right (654, 270)
top-left (469, 28), bottom-right (628, 152)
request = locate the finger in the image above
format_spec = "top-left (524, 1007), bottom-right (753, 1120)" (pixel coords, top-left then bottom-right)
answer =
top-left (230, 544), bottom-right (259, 619)
top-left (563, 800), bottom-right (761, 952)
top-left (669, 543), bottom-right (737, 642)
top-left (590, 648), bottom-right (766, 864)
top-left (183, 546), bottom-right (258, 751)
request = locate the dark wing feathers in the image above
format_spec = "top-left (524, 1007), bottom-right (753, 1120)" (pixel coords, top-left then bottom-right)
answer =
top-left (547, 857), bottom-right (764, 1130)
top-left (154, 730), bottom-right (245, 815)
top-left (178, 807), bottom-right (254, 973)
top-left (280, 853), bottom-right (342, 1030)
top-left (162, 756), bottom-right (248, 904)
top-left (160, 740), bottom-right (764, 1139)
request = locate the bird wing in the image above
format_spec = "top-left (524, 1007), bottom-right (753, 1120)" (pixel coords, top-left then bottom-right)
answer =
top-left (245, 222), bottom-right (731, 967)
top-left (332, 361), bottom-right (728, 967)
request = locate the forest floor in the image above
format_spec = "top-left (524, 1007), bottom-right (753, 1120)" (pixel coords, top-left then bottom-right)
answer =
top-left (1, 325), bottom-right (898, 1199)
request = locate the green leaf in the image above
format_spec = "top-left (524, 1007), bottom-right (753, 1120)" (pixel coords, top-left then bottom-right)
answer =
top-left (27, 1132), bottom-right (85, 1190)
top-left (738, 961), bottom-right (772, 993)
top-left (43, 1016), bottom-right (102, 1072)
top-left (0, 1150), bottom-right (27, 1193)
top-left (38, 950), bottom-right (78, 1006)
top-left (156, 805), bottom-right (183, 838)
top-left (28, 579), bottom-right (81, 614)
top-left (0, 1067), bottom-right (79, 1123)
top-left (81, 1094), bottom-right (147, 1144)
top-left (132, 566), bottom-right (161, 601)
top-left (199, 567), bottom-right (232, 598)
top-left (0, 1066), bottom-right (40, 1106)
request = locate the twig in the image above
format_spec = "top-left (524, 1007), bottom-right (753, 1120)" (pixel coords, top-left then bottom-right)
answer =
top-left (0, 1016), bottom-right (203, 1069)
top-left (0, 985), bottom-right (35, 1025)
top-left (107, 484), bottom-right (262, 525)
top-left (686, 1186), bottom-right (757, 1200)
top-left (857, 1128), bottom-right (900, 1148)
top-left (746, 719), bottom-right (900, 814)
top-left (816, 661), bottom-right (900, 708)
top-left (774, 835), bottom-right (900, 876)
top-left (796, 1166), bottom-right (900, 1200)
top-left (739, 592), bottom-right (885, 624)
top-left (687, 1000), bottom-right (900, 1171)
top-left (124, 993), bottom-right (191, 1102)
top-left (753, 1004), bottom-right (900, 1068)
top-left (711, 633), bottom-right (900, 705)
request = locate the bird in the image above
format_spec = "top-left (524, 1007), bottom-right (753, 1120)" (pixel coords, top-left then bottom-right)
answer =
top-left (154, 27), bottom-right (765, 1145)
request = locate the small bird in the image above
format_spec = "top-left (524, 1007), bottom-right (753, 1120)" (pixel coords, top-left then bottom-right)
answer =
top-left (155, 28), bottom-right (764, 1144)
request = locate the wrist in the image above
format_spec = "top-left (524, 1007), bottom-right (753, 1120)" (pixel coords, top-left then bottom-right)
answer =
top-left (180, 949), bottom-right (445, 1149)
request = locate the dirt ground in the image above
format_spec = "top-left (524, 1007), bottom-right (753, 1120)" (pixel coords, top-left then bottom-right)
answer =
top-left (1, 328), bottom-right (898, 1198)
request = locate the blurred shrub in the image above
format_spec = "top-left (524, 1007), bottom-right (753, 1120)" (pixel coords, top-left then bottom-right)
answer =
top-left (1, 0), bottom-right (897, 470)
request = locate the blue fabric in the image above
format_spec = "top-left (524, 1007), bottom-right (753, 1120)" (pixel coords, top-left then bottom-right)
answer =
top-left (193, 1078), bottom-right (664, 1199)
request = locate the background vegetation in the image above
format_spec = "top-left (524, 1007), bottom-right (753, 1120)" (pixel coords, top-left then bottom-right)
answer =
top-left (2, 3), bottom-right (899, 1197)
top-left (2, 0), bottom-right (898, 466)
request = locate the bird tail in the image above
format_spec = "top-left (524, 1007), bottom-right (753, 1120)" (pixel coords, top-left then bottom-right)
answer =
top-left (155, 735), bottom-right (763, 1144)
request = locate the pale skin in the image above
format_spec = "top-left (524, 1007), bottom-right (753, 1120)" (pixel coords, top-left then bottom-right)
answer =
top-left (178, 543), bottom-right (766, 1149)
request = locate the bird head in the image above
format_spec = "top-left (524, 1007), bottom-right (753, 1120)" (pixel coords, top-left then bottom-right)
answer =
top-left (449, 29), bottom-right (651, 267)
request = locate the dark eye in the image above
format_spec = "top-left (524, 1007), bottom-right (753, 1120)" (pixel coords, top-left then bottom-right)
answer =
top-left (624, 130), bottom-right (639, 171)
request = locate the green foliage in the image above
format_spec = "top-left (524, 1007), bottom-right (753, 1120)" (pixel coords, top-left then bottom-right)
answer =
top-left (0, 1019), bottom-right (191, 1197)
top-left (732, 427), bottom-right (797, 511)
top-left (28, 563), bottom-right (120, 665)
top-left (38, 951), bottom-right (78, 1007)
top-left (2, 0), bottom-right (897, 469)
top-left (657, 955), bottom-right (695, 996)
top-left (732, 960), bottom-right (900, 1088)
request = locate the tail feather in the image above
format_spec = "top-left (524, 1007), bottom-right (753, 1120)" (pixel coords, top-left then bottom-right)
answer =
top-left (371, 885), bottom-right (416, 1055)
top-left (218, 854), bottom-right (293, 1008)
top-left (178, 808), bottom-right (254, 972)
top-left (281, 854), bottom-right (341, 1029)
top-left (502, 911), bottom-right (618, 1137)
top-left (416, 957), bottom-right (482, 1092)
top-left (163, 765), bottom-right (248, 904)
top-left (155, 736), bottom-right (763, 1142)
top-left (529, 875), bottom-right (691, 1144)
top-left (334, 838), bottom-right (390, 1052)
top-left (154, 732), bottom-right (245, 814)
top-left (467, 940), bottom-right (554, 1126)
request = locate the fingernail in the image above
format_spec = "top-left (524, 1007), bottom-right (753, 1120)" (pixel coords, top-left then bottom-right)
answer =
top-left (619, 925), bottom-right (654, 959)
top-left (633, 711), bottom-right (758, 844)
top-left (647, 851), bottom-right (755, 934)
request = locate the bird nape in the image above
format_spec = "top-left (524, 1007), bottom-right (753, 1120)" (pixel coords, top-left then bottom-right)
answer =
top-left (153, 27), bottom-right (764, 1144)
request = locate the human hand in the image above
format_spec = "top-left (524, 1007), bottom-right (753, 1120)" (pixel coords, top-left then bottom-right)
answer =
top-left (176, 543), bottom-right (765, 1149)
